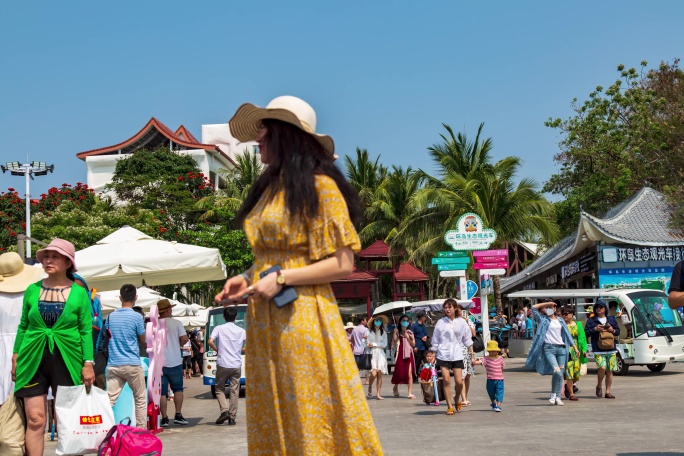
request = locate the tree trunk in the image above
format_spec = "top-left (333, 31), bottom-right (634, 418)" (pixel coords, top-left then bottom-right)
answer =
top-left (493, 275), bottom-right (502, 311)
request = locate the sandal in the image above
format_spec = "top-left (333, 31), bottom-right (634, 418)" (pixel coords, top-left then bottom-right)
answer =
top-left (462, 400), bottom-right (471, 407)
top-left (604, 393), bottom-right (616, 399)
top-left (376, 396), bottom-right (384, 400)
top-left (456, 402), bottom-right (463, 412)
top-left (446, 407), bottom-right (455, 415)
top-left (393, 387), bottom-right (399, 397)
top-left (367, 391), bottom-right (373, 398)
top-left (407, 394), bottom-right (416, 399)
top-left (596, 386), bottom-right (602, 398)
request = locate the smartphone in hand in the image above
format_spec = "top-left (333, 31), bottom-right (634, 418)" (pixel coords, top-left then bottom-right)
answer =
top-left (260, 265), bottom-right (298, 308)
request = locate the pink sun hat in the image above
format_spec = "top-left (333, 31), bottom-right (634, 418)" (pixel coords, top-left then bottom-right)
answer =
top-left (36, 238), bottom-right (77, 273)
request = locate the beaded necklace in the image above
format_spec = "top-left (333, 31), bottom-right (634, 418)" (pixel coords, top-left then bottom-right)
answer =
top-left (40, 285), bottom-right (69, 303)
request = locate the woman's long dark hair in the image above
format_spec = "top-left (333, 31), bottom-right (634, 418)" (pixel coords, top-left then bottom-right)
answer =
top-left (235, 119), bottom-right (361, 225)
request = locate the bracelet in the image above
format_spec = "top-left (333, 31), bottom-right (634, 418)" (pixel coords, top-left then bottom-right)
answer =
top-left (239, 272), bottom-right (252, 285)
top-left (83, 360), bottom-right (94, 365)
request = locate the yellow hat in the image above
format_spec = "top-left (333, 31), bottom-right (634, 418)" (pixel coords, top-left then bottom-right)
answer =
top-left (486, 340), bottom-right (501, 352)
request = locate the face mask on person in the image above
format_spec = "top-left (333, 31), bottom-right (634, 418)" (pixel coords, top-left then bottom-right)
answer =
top-left (374, 320), bottom-right (382, 327)
top-left (545, 308), bottom-right (555, 316)
top-left (401, 321), bottom-right (410, 328)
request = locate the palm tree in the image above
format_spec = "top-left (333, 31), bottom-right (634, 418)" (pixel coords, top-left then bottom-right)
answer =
top-left (344, 148), bottom-right (387, 223)
top-left (359, 166), bottom-right (422, 245)
top-left (196, 149), bottom-right (263, 222)
top-left (395, 124), bottom-right (559, 306)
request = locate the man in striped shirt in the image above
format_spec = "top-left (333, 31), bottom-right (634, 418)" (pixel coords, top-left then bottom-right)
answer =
top-left (105, 284), bottom-right (147, 428)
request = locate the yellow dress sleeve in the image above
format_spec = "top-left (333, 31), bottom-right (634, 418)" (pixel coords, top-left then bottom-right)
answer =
top-left (307, 175), bottom-right (361, 261)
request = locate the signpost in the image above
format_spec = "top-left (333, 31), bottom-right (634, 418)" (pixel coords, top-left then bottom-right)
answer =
top-left (439, 270), bottom-right (466, 277)
top-left (438, 251), bottom-right (469, 258)
top-left (478, 268), bottom-right (506, 276)
top-left (431, 257), bottom-right (470, 265)
top-left (466, 280), bottom-right (478, 300)
top-left (433, 212), bottom-right (503, 343)
top-left (473, 262), bottom-right (509, 270)
top-left (437, 263), bottom-right (468, 271)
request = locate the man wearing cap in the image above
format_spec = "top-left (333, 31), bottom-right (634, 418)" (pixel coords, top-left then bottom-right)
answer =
top-left (411, 312), bottom-right (429, 378)
top-left (104, 284), bottom-right (147, 428)
top-left (158, 298), bottom-right (190, 426)
top-left (208, 307), bottom-right (246, 425)
top-left (0, 252), bottom-right (44, 405)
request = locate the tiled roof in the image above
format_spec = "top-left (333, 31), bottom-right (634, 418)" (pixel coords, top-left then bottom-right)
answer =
top-left (174, 125), bottom-right (200, 143)
top-left (334, 267), bottom-right (377, 282)
top-left (358, 240), bottom-right (391, 258)
top-left (502, 187), bottom-right (684, 292)
top-left (75, 117), bottom-right (235, 166)
top-left (581, 187), bottom-right (684, 245)
top-left (394, 263), bottom-right (429, 282)
top-left (501, 233), bottom-right (577, 292)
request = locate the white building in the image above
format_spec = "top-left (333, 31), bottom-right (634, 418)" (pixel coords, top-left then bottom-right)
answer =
top-left (76, 117), bottom-right (257, 195)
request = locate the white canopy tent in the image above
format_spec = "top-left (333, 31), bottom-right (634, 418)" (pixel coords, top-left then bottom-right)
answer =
top-left (173, 308), bottom-right (210, 329)
top-left (75, 226), bottom-right (227, 291)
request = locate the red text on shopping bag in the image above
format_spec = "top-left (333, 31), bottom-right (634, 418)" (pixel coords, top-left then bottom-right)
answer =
top-left (80, 415), bottom-right (103, 426)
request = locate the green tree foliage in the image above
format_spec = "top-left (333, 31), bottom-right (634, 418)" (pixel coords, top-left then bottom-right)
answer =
top-left (395, 124), bottom-right (558, 305)
top-left (344, 148), bottom-right (387, 226)
top-left (359, 166), bottom-right (422, 245)
top-left (544, 60), bottom-right (684, 234)
top-left (0, 182), bottom-right (97, 252)
top-left (30, 199), bottom-right (161, 252)
top-left (106, 147), bottom-right (213, 230)
top-left (196, 149), bottom-right (263, 224)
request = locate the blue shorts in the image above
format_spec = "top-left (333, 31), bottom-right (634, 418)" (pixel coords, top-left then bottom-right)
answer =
top-left (486, 379), bottom-right (504, 403)
top-left (161, 365), bottom-right (184, 396)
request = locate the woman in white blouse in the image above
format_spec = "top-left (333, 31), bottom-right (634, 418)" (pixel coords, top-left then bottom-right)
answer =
top-left (431, 299), bottom-right (474, 415)
top-left (367, 315), bottom-right (389, 399)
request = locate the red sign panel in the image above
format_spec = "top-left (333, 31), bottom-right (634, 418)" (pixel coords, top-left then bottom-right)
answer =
top-left (475, 256), bottom-right (507, 262)
top-left (471, 297), bottom-right (481, 315)
top-left (473, 262), bottom-right (509, 270)
top-left (473, 249), bottom-right (508, 257)
top-left (331, 282), bottom-right (371, 300)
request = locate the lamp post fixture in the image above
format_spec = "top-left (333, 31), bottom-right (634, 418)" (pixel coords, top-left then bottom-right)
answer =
top-left (1, 161), bottom-right (54, 259)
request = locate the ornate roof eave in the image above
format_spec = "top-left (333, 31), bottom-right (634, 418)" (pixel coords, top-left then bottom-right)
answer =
top-left (76, 117), bottom-right (236, 167)
top-left (580, 211), bottom-right (683, 247)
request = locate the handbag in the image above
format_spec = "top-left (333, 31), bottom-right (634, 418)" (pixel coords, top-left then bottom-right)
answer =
top-left (580, 363), bottom-right (588, 376)
top-left (0, 392), bottom-right (26, 456)
top-left (97, 418), bottom-right (162, 456)
top-left (598, 330), bottom-right (615, 351)
top-left (55, 385), bottom-right (115, 455)
top-left (356, 353), bottom-right (372, 371)
top-left (471, 335), bottom-right (485, 353)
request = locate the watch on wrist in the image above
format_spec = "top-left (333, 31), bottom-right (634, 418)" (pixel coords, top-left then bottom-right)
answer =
top-left (276, 269), bottom-right (287, 286)
top-left (84, 360), bottom-right (94, 365)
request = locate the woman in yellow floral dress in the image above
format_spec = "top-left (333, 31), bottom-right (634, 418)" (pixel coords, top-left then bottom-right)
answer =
top-left (216, 96), bottom-right (383, 455)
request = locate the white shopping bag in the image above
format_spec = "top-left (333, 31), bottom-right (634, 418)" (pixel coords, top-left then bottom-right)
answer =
top-left (55, 385), bottom-right (114, 455)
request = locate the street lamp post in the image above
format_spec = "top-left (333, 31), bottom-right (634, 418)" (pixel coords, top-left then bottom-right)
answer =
top-left (1, 161), bottom-right (54, 259)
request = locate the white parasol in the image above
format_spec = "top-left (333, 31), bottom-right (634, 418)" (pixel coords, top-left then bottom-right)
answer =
top-left (75, 226), bottom-right (227, 291)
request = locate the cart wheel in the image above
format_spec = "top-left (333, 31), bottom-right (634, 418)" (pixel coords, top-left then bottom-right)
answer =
top-left (614, 352), bottom-right (630, 376)
top-left (211, 385), bottom-right (217, 398)
top-left (646, 363), bottom-right (666, 373)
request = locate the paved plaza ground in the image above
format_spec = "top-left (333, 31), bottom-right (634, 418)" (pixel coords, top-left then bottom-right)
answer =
top-left (45, 358), bottom-right (683, 455)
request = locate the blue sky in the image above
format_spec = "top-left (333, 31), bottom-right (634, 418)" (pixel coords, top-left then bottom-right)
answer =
top-left (1, 1), bottom-right (683, 199)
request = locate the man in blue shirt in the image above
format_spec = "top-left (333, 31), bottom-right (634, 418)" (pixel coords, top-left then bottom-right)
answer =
top-left (105, 284), bottom-right (147, 428)
top-left (411, 312), bottom-right (429, 377)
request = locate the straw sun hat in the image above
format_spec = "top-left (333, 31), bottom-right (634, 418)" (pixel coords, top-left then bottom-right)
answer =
top-left (369, 314), bottom-right (389, 327)
top-left (228, 96), bottom-right (335, 158)
top-left (156, 298), bottom-right (176, 313)
top-left (0, 252), bottom-right (44, 293)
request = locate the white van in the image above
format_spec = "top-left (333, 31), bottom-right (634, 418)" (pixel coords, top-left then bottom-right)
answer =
top-left (203, 304), bottom-right (247, 397)
top-left (507, 289), bottom-right (684, 375)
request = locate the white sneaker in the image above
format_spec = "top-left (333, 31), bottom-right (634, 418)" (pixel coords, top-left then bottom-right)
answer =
top-left (549, 393), bottom-right (556, 405)
top-left (555, 397), bottom-right (564, 406)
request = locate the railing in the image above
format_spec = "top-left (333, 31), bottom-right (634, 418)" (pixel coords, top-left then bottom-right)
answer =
top-left (16, 234), bottom-right (48, 260)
